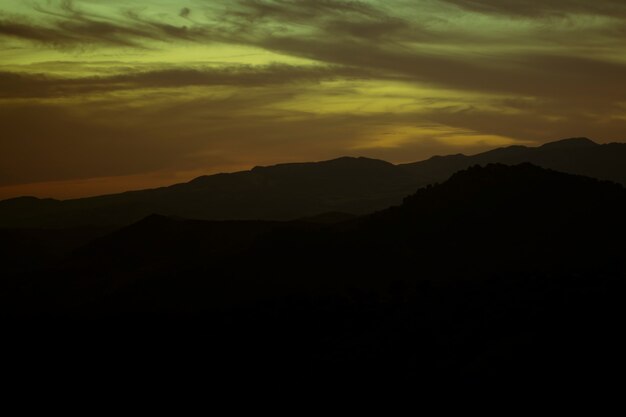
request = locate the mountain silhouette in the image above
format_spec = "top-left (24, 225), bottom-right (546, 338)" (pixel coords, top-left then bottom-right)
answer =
top-left (1, 137), bottom-right (625, 229)
top-left (400, 137), bottom-right (626, 185)
top-left (3, 163), bottom-right (626, 387)
top-left (0, 156), bottom-right (419, 228)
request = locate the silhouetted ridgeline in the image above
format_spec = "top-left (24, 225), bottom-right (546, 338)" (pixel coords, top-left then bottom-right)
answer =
top-left (1, 137), bottom-right (625, 229)
top-left (0, 157), bottom-right (418, 228)
top-left (2, 163), bottom-right (625, 387)
top-left (400, 137), bottom-right (626, 185)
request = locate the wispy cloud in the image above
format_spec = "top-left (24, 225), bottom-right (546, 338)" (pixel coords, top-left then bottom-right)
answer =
top-left (0, 0), bottom-right (212, 48)
top-left (0, 64), bottom-right (374, 98)
top-left (439, 0), bottom-right (626, 18)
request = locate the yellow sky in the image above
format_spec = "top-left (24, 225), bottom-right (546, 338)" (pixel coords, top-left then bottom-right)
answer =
top-left (1, 0), bottom-right (625, 199)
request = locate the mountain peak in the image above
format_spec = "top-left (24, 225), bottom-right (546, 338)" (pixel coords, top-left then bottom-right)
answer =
top-left (540, 137), bottom-right (597, 149)
top-left (323, 156), bottom-right (396, 167)
top-left (251, 156), bottom-right (392, 171)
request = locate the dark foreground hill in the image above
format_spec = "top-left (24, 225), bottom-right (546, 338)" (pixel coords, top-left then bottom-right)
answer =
top-left (1, 137), bottom-right (625, 229)
top-left (3, 163), bottom-right (626, 388)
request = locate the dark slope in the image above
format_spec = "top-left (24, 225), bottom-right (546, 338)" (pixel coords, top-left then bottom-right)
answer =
top-left (0, 157), bottom-right (420, 229)
top-left (400, 137), bottom-right (626, 185)
top-left (0, 226), bottom-right (113, 274)
top-left (4, 164), bottom-right (626, 387)
top-left (9, 163), bottom-right (625, 310)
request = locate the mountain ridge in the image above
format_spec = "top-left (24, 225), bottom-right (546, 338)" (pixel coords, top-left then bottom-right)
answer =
top-left (1, 137), bottom-right (625, 228)
top-left (0, 138), bottom-right (613, 204)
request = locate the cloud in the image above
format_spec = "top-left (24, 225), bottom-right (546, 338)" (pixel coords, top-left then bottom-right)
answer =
top-left (0, 0), bottom-right (212, 48)
top-left (252, 35), bottom-right (626, 104)
top-left (180, 7), bottom-right (191, 19)
top-left (423, 103), bottom-right (626, 144)
top-left (3, 1), bottom-right (626, 107)
top-left (439, 0), bottom-right (626, 18)
top-left (224, 0), bottom-right (384, 21)
top-left (0, 0), bottom-right (430, 48)
top-left (217, 0), bottom-right (433, 45)
top-left (0, 64), bottom-right (376, 99)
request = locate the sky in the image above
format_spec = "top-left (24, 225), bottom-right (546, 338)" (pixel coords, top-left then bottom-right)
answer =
top-left (1, 0), bottom-right (625, 200)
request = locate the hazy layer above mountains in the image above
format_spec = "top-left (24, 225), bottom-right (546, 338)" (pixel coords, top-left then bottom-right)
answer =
top-left (1, 137), bottom-right (625, 228)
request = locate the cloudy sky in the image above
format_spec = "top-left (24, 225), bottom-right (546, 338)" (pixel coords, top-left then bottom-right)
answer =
top-left (1, 0), bottom-right (625, 199)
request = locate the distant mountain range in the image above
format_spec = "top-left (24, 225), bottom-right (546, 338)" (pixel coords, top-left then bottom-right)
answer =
top-left (1, 137), bottom-right (625, 228)
top-left (399, 137), bottom-right (626, 185)
top-left (5, 162), bottom-right (625, 313)
top-left (3, 163), bottom-right (625, 386)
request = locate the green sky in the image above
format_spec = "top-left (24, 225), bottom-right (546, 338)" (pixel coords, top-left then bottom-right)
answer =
top-left (1, 0), bottom-right (625, 199)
